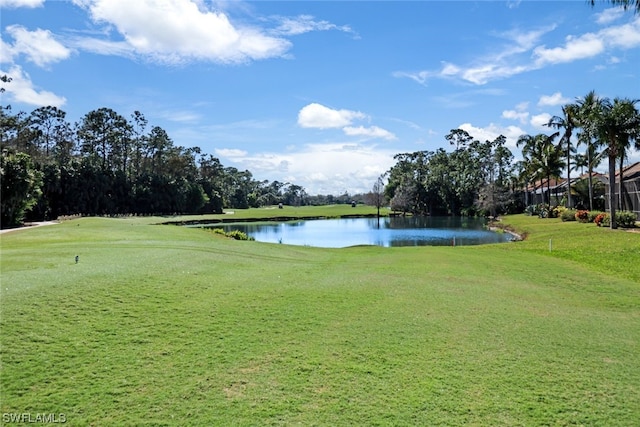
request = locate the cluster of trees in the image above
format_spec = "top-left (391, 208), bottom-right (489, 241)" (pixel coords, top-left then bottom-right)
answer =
top-left (384, 130), bottom-right (516, 217)
top-left (381, 91), bottom-right (640, 228)
top-left (0, 101), bottom-right (315, 227)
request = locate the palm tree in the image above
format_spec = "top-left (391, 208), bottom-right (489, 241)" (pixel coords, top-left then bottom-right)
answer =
top-left (537, 133), bottom-right (563, 205)
top-left (573, 152), bottom-right (588, 175)
top-left (547, 104), bottom-right (578, 208)
top-left (516, 134), bottom-right (541, 205)
top-left (613, 99), bottom-right (640, 211)
top-left (517, 132), bottom-right (561, 205)
top-left (594, 97), bottom-right (640, 228)
top-left (576, 91), bottom-right (604, 211)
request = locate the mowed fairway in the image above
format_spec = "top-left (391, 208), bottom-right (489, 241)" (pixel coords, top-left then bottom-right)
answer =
top-left (1, 210), bottom-right (639, 426)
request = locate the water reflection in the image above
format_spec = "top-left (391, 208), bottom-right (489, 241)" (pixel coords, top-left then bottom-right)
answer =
top-left (200, 216), bottom-right (513, 248)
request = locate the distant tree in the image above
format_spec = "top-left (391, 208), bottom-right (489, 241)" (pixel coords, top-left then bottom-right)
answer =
top-left (389, 182), bottom-right (414, 215)
top-left (365, 175), bottom-right (386, 219)
top-left (197, 154), bottom-right (225, 213)
top-left (1, 150), bottom-right (43, 227)
top-left (283, 183), bottom-right (307, 207)
top-left (29, 106), bottom-right (68, 159)
top-left (130, 111), bottom-right (148, 180)
top-left (446, 129), bottom-right (477, 215)
top-left (77, 108), bottom-right (131, 172)
top-left (481, 135), bottom-right (513, 217)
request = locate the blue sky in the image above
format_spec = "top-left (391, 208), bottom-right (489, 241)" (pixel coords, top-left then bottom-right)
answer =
top-left (1, 0), bottom-right (639, 195)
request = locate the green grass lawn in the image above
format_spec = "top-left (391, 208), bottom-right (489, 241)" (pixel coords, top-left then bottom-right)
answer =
top-left (1, 208), bottom-right (639, 426)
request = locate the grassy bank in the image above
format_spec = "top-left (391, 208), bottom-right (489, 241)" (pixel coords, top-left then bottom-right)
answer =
top-left (1, 209), bottom-right (638, 425)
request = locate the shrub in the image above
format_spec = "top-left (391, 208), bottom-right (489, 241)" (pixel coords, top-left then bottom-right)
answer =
top-left (525, 204), bottom-right (568, 219)
top-left (225, 230), bottom-right (254, 241)
top-left (524, 205), bottom-right (538, 216)
top-left (537, 204), bottom-right (551, 218)
top-left (560, 209), bottom-right (577, 222)
top-left (593, 211), bottom-right (637, 228)
top-left (575, 210), bottom-right (589, 223)
top-left (616, 211), bottom-right (638, 228)
top-left (554, 206), bottom-right (568, 219)
top-left (209, 228), bottom-right (255, 240)
top-left (588, 211), bottom-right (604, 223)
top-left (594, 213), bottom-right (608, 227)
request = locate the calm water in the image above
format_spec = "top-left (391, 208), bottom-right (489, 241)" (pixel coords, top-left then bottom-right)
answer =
top-left (206, 216), bottom-right (513, 248)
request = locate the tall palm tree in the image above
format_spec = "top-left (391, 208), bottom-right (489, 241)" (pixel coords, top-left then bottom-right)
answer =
top-left (547, 104), bottom-right (578, 208)
top-left (576, 91), bottom-right (603, 211)
top-left (613, 99), bottom-right (640, 211)
top-left (594, 97), bottom-right (640, 228)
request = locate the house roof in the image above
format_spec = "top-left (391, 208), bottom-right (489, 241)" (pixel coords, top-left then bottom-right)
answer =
top-left (521, 163), bottom-right (638, 192)
top-left (616, 161), bottom-right (640, 181)
top-left (525, 173), bottom-right (606, 192)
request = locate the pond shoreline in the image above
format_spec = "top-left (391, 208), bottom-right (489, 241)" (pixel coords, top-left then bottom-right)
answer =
top-left (183, 215), bottom-right (513, 248)
top-left (162, 213), bottom-right (383, 226)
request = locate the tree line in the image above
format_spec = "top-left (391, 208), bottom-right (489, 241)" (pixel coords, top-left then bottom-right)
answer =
top-left (0, 100), bottom-right (320, 227)
top-left (2, 86), bottom-right (638, 229)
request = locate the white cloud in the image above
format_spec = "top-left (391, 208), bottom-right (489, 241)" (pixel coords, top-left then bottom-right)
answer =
top-left (506, 0), bottom-right (522, 10)
top-left (538, 92), bottom-right (570, 107)
top-left (395, 25), bottom-right (554, 85)
top-left (155, 109), bottom-right (201, 124)
top-left (214, 148), bottom-right (248, 158)
top-left (298, 103), bottom-right (366, 129)
top-left (216, 142), bottom-right (397, 194)
top-left (298, 103), bottom-right (395, 141)
top-left (0, 65), bottom-right (67, 106)
top-left (534, 17), bottom-right (640, 65)
top-left (343, 125), bottom-right (396, 140)
top-left (69, 37), bottom-right (133, 58)
top-left (0, 0), bottom-right (44, 8)
top-left (503, 101), bottom-right (530, 123)
top-left (601, 17), bottom-right (640, 49)
top-left (72, 0), bottom-right (292, 64)
top-left (534, 33), bottom-right (605, 65)
top-left (0, 38), bottom-right (14, 64)
top-left (461, 64), bottom-right (530, 85)
top-left (5, 25), bottom-right (72, 67)
top-left (391, 70), bottom-right (431, 86)
top-left (396, 17), bottom-right (640, 86)
top-left (0, 25), bottom-right (69, 108)
top-left (502, 109), bottom-right (529, 124)
top-left (530, 113), bottom-right (552, 130)
top-left (458, 122), bottom-right (526, 148)
top-left (595, 8), bottom-right (624, 25)
top-left (271, 14), bottom-right (355, 37)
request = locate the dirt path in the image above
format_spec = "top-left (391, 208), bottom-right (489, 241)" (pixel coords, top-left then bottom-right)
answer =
top-left (0, 221), bottom-right (59, 234)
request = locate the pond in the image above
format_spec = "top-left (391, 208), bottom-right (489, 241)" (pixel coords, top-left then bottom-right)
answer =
top-left (203, 216), bottom-right (514, 248)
